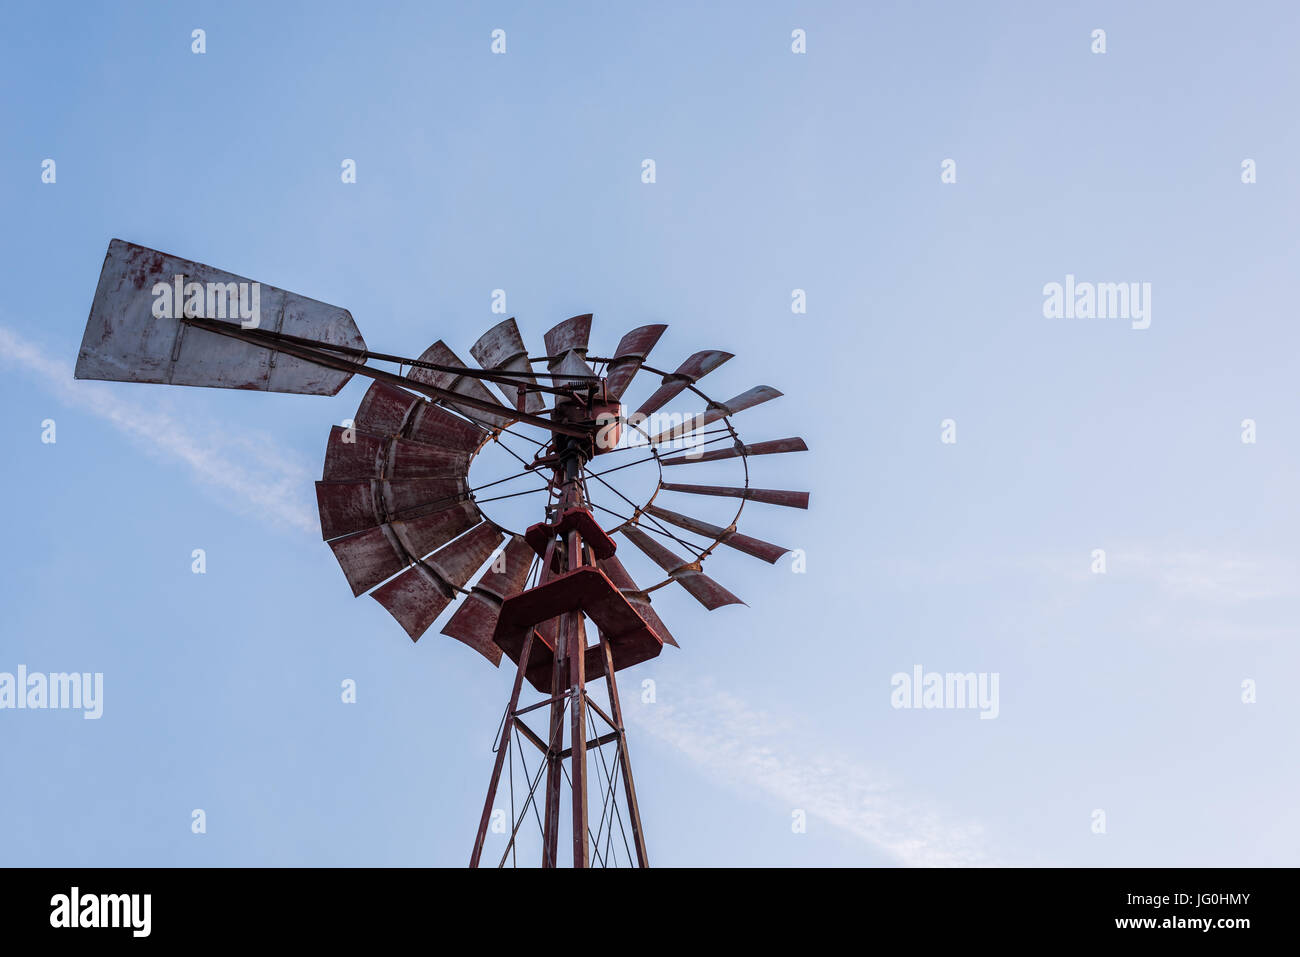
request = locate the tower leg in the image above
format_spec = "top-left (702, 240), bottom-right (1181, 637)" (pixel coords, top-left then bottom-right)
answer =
top-left (569, 610), bottom-right (589, 867)
top-left (541, 618), bottom-right (566, 868)
top-left (599, 633), bottom-right (649, 867)
top-left (469, 630), bottom-right (535, 868)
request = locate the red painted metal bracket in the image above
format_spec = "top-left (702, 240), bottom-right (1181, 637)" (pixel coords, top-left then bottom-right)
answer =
top-left (524, 508), bottom-right (617, 562)
top-left (492, 566), bottom-right (663, 693)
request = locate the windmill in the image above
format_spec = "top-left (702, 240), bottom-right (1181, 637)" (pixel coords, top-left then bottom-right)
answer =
top-left (75, 239), bottom-right (810, 867)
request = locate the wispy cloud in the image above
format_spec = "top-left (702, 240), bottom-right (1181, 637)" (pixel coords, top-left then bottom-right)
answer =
top-left (626, 679), bottom-right (992, 866)
top-left (0, 324), bottom-right (318, 533)
top-left (871, 547), bottom-right (1300, 642)
top-left (1109, 549), bottom-right (1299, 604)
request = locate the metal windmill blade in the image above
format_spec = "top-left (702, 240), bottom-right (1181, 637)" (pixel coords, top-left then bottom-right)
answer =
top-left (317, 386), bottom-right (482, 596)
top-left (315, 378), bottom-right (516, 641)
top-left (544, 314), bottom-right (597, 388)
top-left (74, 240), bottom-right (810, 869)
top-left (322, 425), bottom-right (470, 482)
top-left (595, 553), bottom-right (677, 648)
top-left (603, 324), bottom-right (667, 401)
top-left (370, 522), bottom-right (505, 642)
top-left (407, 341), bottom-right (517, 432)
top-left (633, 349), bottom-right (732, 417)
top-left (617, 524), bottom-right (744, 610)
top-left (440, 535), bottom-right (537, 663)
top-left (659, 437), bottom-right (808, 467)
top-left (470, 318), bottom-right (545, 414)
top-left (643, 503), bottom-right (790, 564)
top-left (658, 482), bottom-right (810, 509)
top-left (645, 385), bottom-right (784, 445)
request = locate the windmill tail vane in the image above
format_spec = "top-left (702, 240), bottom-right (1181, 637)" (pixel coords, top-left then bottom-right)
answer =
top-left (74, 238), bottom-right (811, 868)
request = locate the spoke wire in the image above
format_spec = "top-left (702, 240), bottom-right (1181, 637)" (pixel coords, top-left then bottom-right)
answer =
top-left (583, 476), bottom-right (707, 559)
top-left (584, 466), bottom-right (695, 550)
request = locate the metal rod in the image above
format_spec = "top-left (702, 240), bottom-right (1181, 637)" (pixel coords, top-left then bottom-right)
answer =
top-left (513, 689), bottom-right (571, 718)
top-left (542, 604), bottom-right (568, 868)
top-left (186, 317), bottom-right (590, 392)
top-left (582, 692), bottom-right (617, 733)
top-left (496, 736), bottom-right (551, 869)
top-left (582, 453), bottom-right (659, 480)
top-left (568, 604), bottom-right (589, 868)
top-left (475, 485), bottom-right (552, 505)
top-left (179, 318), bottom-right (589, 438)
top-left (513, 718), bottom-right (549, 756)
top-left (512, 726), bottom-right (548, 855)
top-left (558, 729), bottom-right (620, 759)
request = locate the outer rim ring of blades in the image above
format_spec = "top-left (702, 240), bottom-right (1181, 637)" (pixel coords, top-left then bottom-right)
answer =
top-left (321, 323), bottom-right (808, 636)
top-left (317, 378), bottom-right (525, 647)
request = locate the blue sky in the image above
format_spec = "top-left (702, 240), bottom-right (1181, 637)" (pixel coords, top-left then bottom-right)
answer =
top-left (2, 0), bottom-right (1299, 866)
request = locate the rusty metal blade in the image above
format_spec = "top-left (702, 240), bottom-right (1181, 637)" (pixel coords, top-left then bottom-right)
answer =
top-left (322, 425), bottom-right (385, 480)
top-left (438, 534), bottom-right (533, 665)
top-left (634, 350), bottom-right (733, 417)
top-left (660, 436), bottom-right (807, 466)
top-left (425, 522), bottom-right (505, 590)
top-left (659, 482), bottom-right (810, 509)
top-left (550, 351), bottom-right (596, 386)
top-left (543, 314), bottom-right (592, 357)
top-left (604, 324), bottom-right (667, 400)
top-left (408, 341), bottom-right (516, 430)
top-left (618, 525), bottom-right (743, 610)
top-left (76, 239), bottom-right (364, 395)
top-left (544, 314), bottom-right (596, 387)
top-left (595, 551), bottom-right (641, 592)
top-left (327, 524), bottom-right (408, 597)
top-left (439, 593), bottom-right (506, 665)
top-left (406, 401), bottom-right (488, 454)
top-left (386, 438), bottom-right (471, 480)
top-left (617, 524), bottom-right (685, 573)
top-left (627, 597), bottom-right (677, 647)
top-left (472, 535), bottom-right (535, 601)
top-left (596, 554), bottom-right (678, 647)
top-left (391, 501), bottom-right (481, 558)
top-left (353, 381), bottom-right (419, 436)
top-left (470, 318), bottom-right (544, 414)
top-left (644, 504), bottom-right (790, 564)
top-left (315, 479), bottom-right (382, 540)
top-left (370, 563), bottom-right (454, 641)
top-left (709, 384), bottom-right (782, 418)
top-left (670, 570), bottom-right (744, 610)
top-left (647, 385), bottom-right (782, 445)
top-left (381, 477), bottom-right (470, 519)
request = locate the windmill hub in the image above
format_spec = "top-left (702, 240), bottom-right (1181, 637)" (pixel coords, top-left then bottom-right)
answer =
top-left (546, 389), bottom-right (622, 464)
